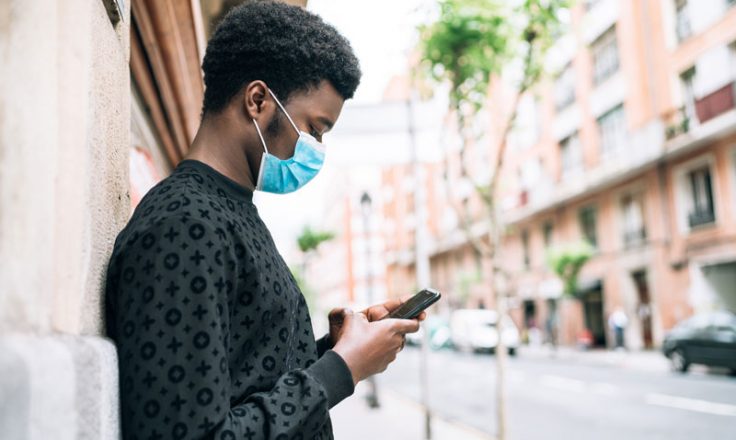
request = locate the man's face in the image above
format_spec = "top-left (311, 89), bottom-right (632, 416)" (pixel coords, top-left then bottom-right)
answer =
top-left (264, 80), bottom-right (345, 160)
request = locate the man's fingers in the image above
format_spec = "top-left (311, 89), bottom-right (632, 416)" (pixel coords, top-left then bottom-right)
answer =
top-left (364, 305), bottom-right (389, 321)
top-left (385, 294), bottom-right (414, 312)
top-left (353, 310), bottom-right (369, 323)
top-left (387, 318), bottom-right (420, 334)
top-left (380, 298), bottom-right (403, 313)
top-left (328, 307), bottom-right (347, 321)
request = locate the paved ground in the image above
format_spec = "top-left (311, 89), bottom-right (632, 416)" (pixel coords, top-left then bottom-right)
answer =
top-left (331, 381), bottom-right (493, 440)
top-left (363, 346), bottom-right (736, 440)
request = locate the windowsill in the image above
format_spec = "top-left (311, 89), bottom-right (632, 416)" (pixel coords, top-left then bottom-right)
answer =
top-left (593, 70), bottom-right (620, 89)
top-left (687, 221), bottom-right (717, 233)
top-left (676, 33), bottom-right (693, 45)
top-left (623, 239), bottom-right (647, 250)
top-left (556, 101), bottom-right (576, 113)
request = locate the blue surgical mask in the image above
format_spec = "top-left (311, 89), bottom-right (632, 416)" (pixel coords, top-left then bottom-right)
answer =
top-left (252, 90), bottom-right (326, 194)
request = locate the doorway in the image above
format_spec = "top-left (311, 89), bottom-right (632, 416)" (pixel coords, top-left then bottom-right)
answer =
top-left (632, 270), bottom-right (654, 349)
top-left (523, 299), bottom-right (537, 329)
top-left (582, 287), bottom-right (606, 347)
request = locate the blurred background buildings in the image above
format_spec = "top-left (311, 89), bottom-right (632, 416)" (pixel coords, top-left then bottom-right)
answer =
top-left (371, 0), bottom-right (736, 352)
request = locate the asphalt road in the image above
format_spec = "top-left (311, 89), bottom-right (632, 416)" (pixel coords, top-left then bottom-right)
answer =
top-left (378, 347), bottom-right (736, 440)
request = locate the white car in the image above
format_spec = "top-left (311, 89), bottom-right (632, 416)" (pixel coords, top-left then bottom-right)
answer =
top-left (450, 309), bottom-right (520, 355)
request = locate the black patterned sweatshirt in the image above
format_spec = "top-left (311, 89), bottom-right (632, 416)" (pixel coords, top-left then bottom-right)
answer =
top-left (105, 159), bottom-right (354, 440)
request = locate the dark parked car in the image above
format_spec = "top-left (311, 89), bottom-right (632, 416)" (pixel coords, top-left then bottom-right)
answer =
top-left (662, 311), bottom-right (736, 374)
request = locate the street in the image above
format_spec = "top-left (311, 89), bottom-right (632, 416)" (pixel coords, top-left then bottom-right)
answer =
top-left (374, 346), bottom-right (736, 440)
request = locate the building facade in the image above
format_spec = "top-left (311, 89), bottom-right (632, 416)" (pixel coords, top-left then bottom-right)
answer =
top-left (382, 0), bottom-right (736, 350)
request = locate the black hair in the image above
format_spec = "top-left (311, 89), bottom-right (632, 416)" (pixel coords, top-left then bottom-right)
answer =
top-left (201, 0), bottom-right (362, 115)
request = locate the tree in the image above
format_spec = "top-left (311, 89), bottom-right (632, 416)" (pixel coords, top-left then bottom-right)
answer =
top-left (545, 241), bottom-right (593, 348)
top-left (418, 1), bottom-right (571, 439)
top-left (547, 241), bottom-right (594, 298)
top-left (297, 226), bottom-right (335, 254)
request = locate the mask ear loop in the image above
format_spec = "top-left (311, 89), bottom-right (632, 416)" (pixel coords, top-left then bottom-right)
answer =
top-left (268, 89), bottom-right (301, 136)
top-left (252, 118), bottom-right (269, 154)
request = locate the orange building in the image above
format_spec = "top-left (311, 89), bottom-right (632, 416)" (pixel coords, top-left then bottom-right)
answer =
top-left (383, 0), bottom-right (736, 350)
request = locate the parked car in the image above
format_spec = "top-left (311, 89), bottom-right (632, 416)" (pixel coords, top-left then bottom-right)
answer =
top-left (405, 316), bottom-right (452, 350)
top-left (450, 309), bottom-right (520, 355)
top-left (662, 311), bottom-right (736, 374)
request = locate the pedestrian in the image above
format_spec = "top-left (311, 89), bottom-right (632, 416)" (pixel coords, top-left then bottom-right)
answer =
top-left (608, 306), bottom-right (629, 350)
top-left (104, 2), bottom-right (423, 439)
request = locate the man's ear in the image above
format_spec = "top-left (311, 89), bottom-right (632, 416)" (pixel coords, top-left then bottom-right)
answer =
top-left (243, 80), bottom-right (269, 119)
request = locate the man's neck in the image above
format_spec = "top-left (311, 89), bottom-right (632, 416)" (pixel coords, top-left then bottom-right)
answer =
top-left (185, 113), bottom-right (256, 190)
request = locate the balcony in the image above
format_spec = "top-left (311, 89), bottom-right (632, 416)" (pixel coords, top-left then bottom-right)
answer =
top-left (688, 208), bottom-right (716, 228)
top-left (623, 228), bottom-right (646, 248)
top-left (664, 107), bottom-right (690, 140)
top-left (503, 119), bottom-right (665, 225)
top-left (695, 82), bottom-right (735, 124)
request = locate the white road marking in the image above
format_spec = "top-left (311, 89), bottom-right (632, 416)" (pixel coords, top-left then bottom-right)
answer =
top-left (540, 375), bottom-right (586, 393)
top-left (645, 393), bottom-right (736, 417)
top-left (591, 382), bottom-right (620, 396)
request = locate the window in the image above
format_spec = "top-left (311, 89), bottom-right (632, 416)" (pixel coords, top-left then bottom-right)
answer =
top-left (621, 193), bottom-right (646, 247)
top-left (592, 26), bottom-right (619, 85)
top-left (597, 104), bottom-right (626, 158)
top-left (687, 167), bottom-right (716, 228)
top-left (579, 206), bottom-right (598, 248)
top-left (555, 63), bottom-right (576, 110)
top-left (560, 132), bottom-right (583, 178)
top-left (674, 0), bottom-right (692, 43)
top-left (522, 229), bottom-right (531, 270)
top-left (543, 221), bottom-right (554, 250)
top-left (680, 67), bottom-right (697, 126)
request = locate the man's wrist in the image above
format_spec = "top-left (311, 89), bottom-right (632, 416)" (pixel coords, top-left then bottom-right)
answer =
top-left (332, 344), bottom-right (360, 385)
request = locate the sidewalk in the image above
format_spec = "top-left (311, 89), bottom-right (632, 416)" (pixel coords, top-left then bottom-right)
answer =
top-left (331, 382), bottom-right (493, 440)
top-left (519, 345), bottom-right (670, 373)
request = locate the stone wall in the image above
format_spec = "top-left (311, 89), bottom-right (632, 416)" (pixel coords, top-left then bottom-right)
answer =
top-left (0, 0), bottom-right (130, 438)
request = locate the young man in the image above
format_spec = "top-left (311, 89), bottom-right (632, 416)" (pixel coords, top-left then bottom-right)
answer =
top-left (105, 1), bottom-right (423, 439)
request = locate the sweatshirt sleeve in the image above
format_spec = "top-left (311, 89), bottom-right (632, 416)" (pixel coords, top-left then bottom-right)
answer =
top-left (108, 215), bottom-right (353, 440)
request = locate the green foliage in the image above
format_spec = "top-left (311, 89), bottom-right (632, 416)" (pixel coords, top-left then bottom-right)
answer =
top-left (418, 0), bottom-right (572, 112)
top-left (297, 226), bottom-right (335, 253)
top-left (546, 241), bottom-right (593, 297)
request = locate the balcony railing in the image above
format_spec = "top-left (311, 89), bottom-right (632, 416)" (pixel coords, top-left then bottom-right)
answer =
top-left (695, 81), bottom-right (735, 124)
top-left (688, 208), bottom-right (716, 228)
top-left (664, 107), bottom-right (690, 140)
top-left (623, 227), bottom-right (646, 247)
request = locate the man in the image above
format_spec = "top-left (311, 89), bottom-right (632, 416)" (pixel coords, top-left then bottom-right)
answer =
top-left (608, 307), bottom-right (628, 350)
top-left (105, 2), bottom-right (423, 439)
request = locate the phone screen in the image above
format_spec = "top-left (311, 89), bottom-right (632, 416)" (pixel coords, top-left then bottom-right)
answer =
top-left (387, 289), bottom-right (441, 319)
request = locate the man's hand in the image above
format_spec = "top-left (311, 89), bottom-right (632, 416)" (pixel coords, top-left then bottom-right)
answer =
top-left (363, 295), bottom-right (428, 322)
top-left (332, 310), bottom-right (420, 385)
top-left (327, 295), bottom-right (427, 345)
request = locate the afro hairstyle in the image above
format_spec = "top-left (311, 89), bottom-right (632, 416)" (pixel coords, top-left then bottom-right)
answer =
top-left (201, 0), bottom-right (362, 115)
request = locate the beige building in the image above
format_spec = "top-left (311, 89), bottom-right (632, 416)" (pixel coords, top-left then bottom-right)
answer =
top-left (383, 0), bottom-right (736, 350)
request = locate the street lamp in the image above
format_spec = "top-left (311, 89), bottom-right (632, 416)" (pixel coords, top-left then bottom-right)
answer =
top-left (360, 191), bottom-right (380, 409)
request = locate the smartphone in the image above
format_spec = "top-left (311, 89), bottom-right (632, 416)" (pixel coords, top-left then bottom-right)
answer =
top-left (385, 288), bottom-right (442, 320)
